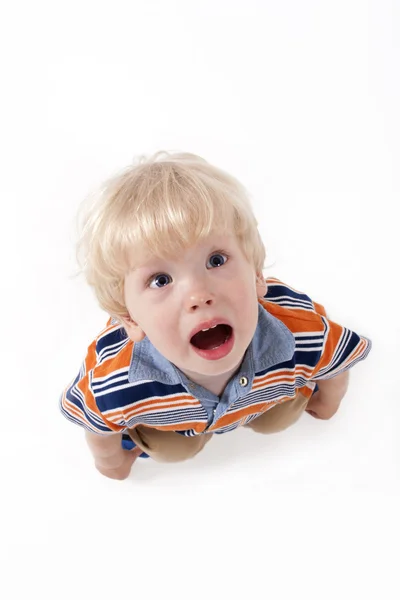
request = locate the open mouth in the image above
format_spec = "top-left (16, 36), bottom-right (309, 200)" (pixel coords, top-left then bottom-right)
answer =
top-left (190, 324), bottom-right (233, 351)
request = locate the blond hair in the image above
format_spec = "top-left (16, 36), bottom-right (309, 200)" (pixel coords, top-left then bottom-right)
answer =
top-left (74, 151), bottom-right (266, 326)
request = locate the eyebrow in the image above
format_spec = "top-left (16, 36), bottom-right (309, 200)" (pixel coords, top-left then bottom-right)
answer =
top-left (129, 258), bottom-right (168, 274)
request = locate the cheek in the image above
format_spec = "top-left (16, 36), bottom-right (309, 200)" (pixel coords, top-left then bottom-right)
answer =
top-left (235, 290), bottom-right (259, 328)
top-left (146, 314), bottom-right (182, 357)
top-left (235, 283), bottom-right (257, 308)
top-left (145, 307), bottom-right (175, 335)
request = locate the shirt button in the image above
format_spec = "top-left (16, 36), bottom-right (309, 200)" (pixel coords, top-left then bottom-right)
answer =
top-left (239, 376), bottom-right (249, 387)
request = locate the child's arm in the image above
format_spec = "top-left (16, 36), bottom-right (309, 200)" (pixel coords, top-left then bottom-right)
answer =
top-left (306, 371), bottom-right (350, 420)
top-left (85, 431), bottom-right (142, 480)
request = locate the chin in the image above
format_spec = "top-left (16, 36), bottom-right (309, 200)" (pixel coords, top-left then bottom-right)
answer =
top-left (201, 355), bottom-right (242, 375)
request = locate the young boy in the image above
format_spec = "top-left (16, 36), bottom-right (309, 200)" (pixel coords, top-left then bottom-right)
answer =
top-left (60, 151), bottom-right (372, 480)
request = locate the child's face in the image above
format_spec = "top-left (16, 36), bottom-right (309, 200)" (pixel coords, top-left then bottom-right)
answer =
top-left (123, 233), bottom-right (267, 391)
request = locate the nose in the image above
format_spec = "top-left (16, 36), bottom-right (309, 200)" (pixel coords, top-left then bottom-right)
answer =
top-left (185, 286), bottom-right (215, 312)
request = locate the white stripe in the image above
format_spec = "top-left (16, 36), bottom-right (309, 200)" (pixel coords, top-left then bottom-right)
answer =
top-left (97, 338), bottom-right (128, 361)
top-left (295, 339), bottom-right (324, 345)
top-left (91, 367), bottom-right (130, 383)
top-left (104, 394), bottom-right (200, 417)
top-left (295, 346), bottom-right (323, 352)
top-left (294, 331), bottom-right (325, 338)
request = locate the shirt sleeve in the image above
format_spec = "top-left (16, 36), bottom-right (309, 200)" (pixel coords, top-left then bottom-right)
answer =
top-left (264, 276), bottom-right (372, 382)
top-left (59, 338), bottom-right (125, 435)
top-left (310, 315), bottom-right (372, 380)
top-left (264, 276), bottom-right (328, 317)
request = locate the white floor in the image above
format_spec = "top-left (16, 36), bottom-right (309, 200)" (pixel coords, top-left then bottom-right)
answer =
top-left (2, 2), bottom-right (399, 598)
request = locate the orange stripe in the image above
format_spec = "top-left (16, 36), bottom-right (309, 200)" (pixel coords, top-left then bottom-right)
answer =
top-left (311, 319), bottom-right (343, 374)
top-left (252, 366), bottom-right (314, 391)
top-left (209, 398), bottom-right (295, 430)
top-left (106, 394), bottom-right (201, 421)
top-left (63, 398), bottom-right (86, 422)
top-left (313, 301), bottom-right (327, 317)
top-left (94, 341), bottom-right (133, 376)
top-left (348, 338), bottom-right (367, 361)
top-left (77, 369), bottom-right (124, 433)
top-left (252, 373), bottom-right (296, 391)
top-left (265, 278), bottom-right (327, 316)
top-left (335, 339), bottom-right (366, 372)
top-left (269, 309), bottom-right (325, 334)
top-left (132, 421), bottom-right (207, 434)
top-left (296, 385), bottom-right (314, 401)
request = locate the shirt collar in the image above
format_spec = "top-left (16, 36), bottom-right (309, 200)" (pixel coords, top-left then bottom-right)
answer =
top-left (128, 301), bottom-right (295, 387)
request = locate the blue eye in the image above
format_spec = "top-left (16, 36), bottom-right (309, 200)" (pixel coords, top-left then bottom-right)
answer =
top-left (149, 273), bottom-right (172, 288)
top-left (207, 253), bottom-right (228, 269)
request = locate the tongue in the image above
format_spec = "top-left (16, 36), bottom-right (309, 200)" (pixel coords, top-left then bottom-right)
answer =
top-left (191, 325), bottom-right (231, 350)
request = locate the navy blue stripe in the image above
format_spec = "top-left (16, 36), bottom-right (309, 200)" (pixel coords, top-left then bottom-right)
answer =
top-left (94, 381), bottom-right (189, 412)
top-left (96, 328), bottom-right (128, 356)
top-left (321, 331), bottom-right (361, 376)
top-left (265, 284), bottom-right (313, 305)
top-left (126, 408), bottom-right (207, 429)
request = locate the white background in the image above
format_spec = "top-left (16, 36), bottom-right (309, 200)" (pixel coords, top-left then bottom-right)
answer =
top-left (1, 1), bottom-right (399, 598)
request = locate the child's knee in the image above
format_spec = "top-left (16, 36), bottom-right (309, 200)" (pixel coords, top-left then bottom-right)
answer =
top-left (129, 426), bottom-right (212, 462)
top-left (245, 393), bottom-right (309, 434)
top-left (150, 443), bottom-right (205, 463)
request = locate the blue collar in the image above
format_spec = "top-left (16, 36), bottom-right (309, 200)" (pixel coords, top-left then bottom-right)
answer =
top-left (128, 302), bottom-right (295, 404)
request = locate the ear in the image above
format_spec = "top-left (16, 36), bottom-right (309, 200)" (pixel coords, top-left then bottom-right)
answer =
top-left (121, 314), bottom-right (146, 343)
top-left (256, 272), bottom-right (268, 298)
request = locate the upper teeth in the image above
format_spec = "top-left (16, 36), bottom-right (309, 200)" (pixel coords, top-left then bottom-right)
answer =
top-left (201, 325), bottom-right (218, 332)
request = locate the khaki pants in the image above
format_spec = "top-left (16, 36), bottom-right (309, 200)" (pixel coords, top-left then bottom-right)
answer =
top-left (127, 392), bottom-right (309, 463)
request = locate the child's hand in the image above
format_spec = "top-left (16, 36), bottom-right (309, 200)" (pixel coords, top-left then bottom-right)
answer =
top-left (306, 372), bottom-right (349, 420)
top-left (95, 446), bottom-right (143, 480)
top-left (305, 390), bottom-right (342, 420)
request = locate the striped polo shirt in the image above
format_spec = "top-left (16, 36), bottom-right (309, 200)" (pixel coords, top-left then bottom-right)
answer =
top-left (59, 277), bottom-right (372, 443)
